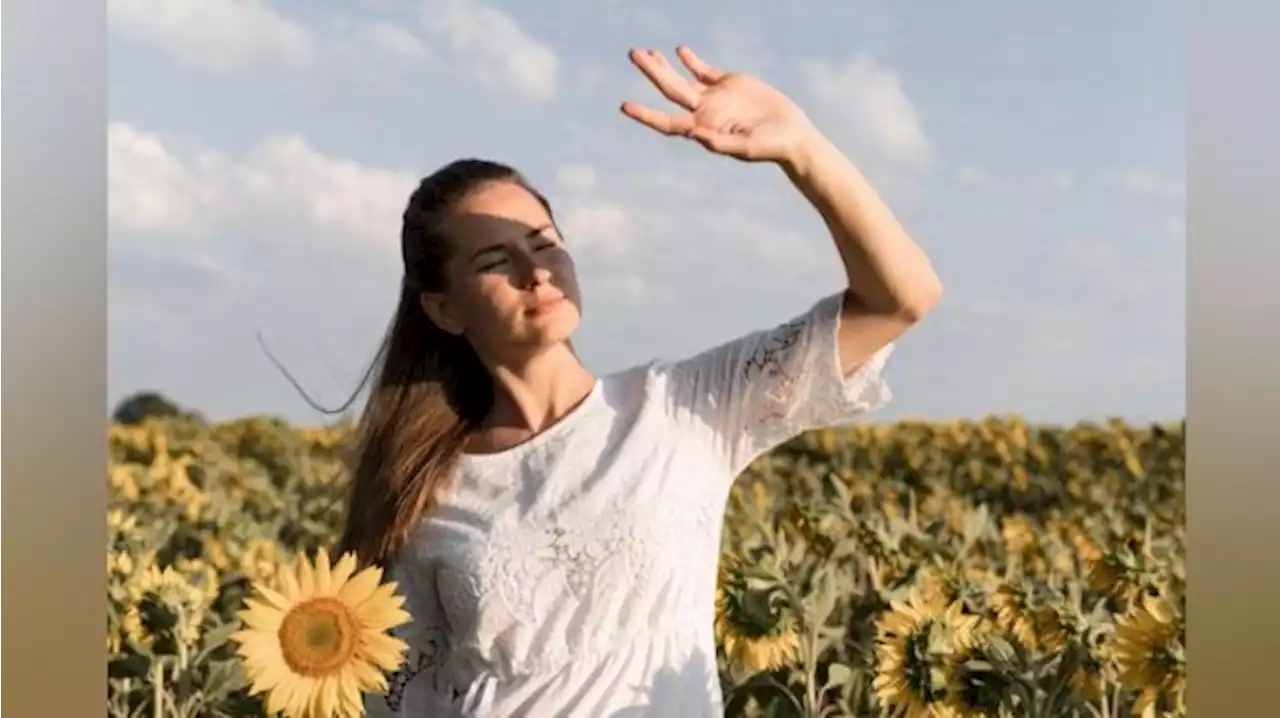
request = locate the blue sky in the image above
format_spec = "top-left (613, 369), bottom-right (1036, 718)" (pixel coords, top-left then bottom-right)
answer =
top-left (106, 0), bottom-right (1184, 426)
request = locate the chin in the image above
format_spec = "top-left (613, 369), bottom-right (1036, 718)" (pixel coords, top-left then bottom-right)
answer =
top-left (524, 304), bottom-right (580, 345)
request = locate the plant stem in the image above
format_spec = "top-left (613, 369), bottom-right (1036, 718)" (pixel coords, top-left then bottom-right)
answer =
top-left (151, 660), bottom-right (164, 718)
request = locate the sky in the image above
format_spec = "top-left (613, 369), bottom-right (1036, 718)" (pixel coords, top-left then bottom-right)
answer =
top-left (106, 0), bottom-right (1184, 426)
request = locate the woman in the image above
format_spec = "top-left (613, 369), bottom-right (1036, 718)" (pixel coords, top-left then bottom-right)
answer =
top-left (343, 46), bottom-right (942, 717)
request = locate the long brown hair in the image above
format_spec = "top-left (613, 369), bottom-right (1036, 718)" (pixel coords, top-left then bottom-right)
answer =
top-left (267, 159), bottom-right (554, 567)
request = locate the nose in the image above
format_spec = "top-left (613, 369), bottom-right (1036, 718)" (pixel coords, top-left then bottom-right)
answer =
top-left (512, 248), bottom-right (553, 288)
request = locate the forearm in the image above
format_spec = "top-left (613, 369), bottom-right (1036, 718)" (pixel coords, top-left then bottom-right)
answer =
top-left (780, 129), bottom-right (942, 319)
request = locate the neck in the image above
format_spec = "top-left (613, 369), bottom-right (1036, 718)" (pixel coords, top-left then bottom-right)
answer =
top-left (482, 342), bottom-right (596, 435)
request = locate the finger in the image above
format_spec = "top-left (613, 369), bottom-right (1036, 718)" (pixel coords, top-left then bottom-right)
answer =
top-left (620, 101), bottom-right (696, 136)
top-left (648, 48), bottom-right (706, 94)
top-left (676, 46), bottom-right (728, 84)
top-left (628, 48), bottom-right (701, 111)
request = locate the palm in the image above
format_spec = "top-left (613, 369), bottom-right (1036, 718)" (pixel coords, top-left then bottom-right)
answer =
top-left (620, 46), bottom-right (816, 163)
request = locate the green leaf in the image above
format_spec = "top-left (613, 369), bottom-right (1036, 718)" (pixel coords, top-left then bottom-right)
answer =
top-left (824, 662), bottom-right (853, 690)
top-left (201, 660), bottom-right (250, 701)
top-left (195, 622), bottom-right (240, 664)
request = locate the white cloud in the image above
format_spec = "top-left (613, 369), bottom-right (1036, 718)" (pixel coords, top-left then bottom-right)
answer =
top-left (108, 123), bottom-right (417, 252)
top-left (422, 0), bottom-right (559, 103)
top-left (108, 0), bottom-right (315, 73)
top-left (555, 164), bottom-right (598, 194)
top-left (1052, 171), bottom-right (1077, 191)
top-left (110, 0), bottom-right (436, 83)
top-left (598, 274), bottom-right (664, 303)
top-left (1108, 168), bottom-right (1185, 201)
top-left (559, 201), bottom-right (632, 252)
top-left (225, 136), bottom-right (417, 247)
top-left (108, 124), bottom-right (212, 235)
top-left (329, 19), bottom-right (433, 68)
top-left (798, 53), bottom-right (934, 171)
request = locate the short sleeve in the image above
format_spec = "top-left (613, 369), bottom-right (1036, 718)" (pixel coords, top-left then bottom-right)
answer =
top-left (657, 291), bottom-right (892, 475)
top-left (364, 561), bottom-right (463, 717)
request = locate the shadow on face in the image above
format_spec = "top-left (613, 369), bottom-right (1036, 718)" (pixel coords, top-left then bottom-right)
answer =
top-left (419, 181), bottom-right (584, 361)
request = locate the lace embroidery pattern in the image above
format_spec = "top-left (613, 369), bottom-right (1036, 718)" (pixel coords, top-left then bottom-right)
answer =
top-left (740, 318), bottom-right (807, 426)
top-left (483, 500), bottom-right (649, 628)
top-left (383, 626), bottom-right (454, 712)
top-left (447, 480), bottom-right (721, 675)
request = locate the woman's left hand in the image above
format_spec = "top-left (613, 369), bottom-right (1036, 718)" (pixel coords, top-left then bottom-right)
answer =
top-left (620, 46), bottom-right (820, 165)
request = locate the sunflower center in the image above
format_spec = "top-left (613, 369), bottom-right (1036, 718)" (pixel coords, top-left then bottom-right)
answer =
top-left (277, 597), bottom-right (358, 676)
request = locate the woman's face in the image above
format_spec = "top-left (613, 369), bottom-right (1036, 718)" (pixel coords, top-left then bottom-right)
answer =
top-left (423, 180), bottom-right (582, 360)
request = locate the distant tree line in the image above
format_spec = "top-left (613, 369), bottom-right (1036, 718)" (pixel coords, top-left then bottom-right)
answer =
top-left (112, 391), bottom-right (206, 426)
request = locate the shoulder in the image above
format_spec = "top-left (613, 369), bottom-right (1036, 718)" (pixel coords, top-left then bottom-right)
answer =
top-left (590, 359), bottom-right (690, 423)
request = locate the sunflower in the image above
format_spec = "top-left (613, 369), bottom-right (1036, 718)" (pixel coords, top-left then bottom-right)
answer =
top-left (872, 587), bottom-right (981, 718)
top-left (1032, 604), bottom-right (1069, 654)
top-left (1068, 647), bottom-right (1104, 704)
top-left (942, 635), bottom-right (1013, 718)
top-left (1111, 592), bottom-right (1185, 716)
top-left (1087, 552), bottom-right (1144, 607)
top-left (240, 538), bottom-right (283, 584)
top-left (107, 550), bottom-right (135, 580)
top-left (1033, 603), bottom-right (1104, 702)
top-left (232, 550), bottom-right (412, 718)
top-left (109, 466), bottom-right (141, 502)
top-left (916, 564), bottom-right (962, 605)
top-left (714, 556), bottom-right (800, 675)
top-left (989, 583), bottom-right (1039, 652)
top-left (123, 564), bottom-right (214, 651)
top-left (203, 536), bottom-right (232, 572)
top-left (107, 508), bottom-right (139, 536)
top-left (172, 557), bottom-right (223, 606)
top-left (1000, 516), bottom-right (1037, 558)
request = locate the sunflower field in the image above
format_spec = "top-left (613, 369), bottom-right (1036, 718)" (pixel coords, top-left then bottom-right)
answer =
top-left (107, 413), bottom-right (1184, 717)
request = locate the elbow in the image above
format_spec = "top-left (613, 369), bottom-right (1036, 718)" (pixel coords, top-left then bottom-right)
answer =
top-left (893, 275), bottom-right (943, 323)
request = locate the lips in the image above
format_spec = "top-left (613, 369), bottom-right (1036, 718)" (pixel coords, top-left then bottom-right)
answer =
top-left (525, 295), bottom-right (564, 315)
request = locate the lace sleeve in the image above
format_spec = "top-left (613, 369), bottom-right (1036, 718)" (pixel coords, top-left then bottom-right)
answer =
top-left (659, 291), bottom-right (893, 476)
top-left (363, 561), bottom-right (460, 717)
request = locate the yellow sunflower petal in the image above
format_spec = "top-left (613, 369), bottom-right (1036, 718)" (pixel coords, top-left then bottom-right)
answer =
top-left (328, 553), bottom-right (359, 592)
top-left (360, 632), bottom-right (408, 670)
top-left (238, 602), bottom-right (286, 632)
top-left (355, 589), bottom-right (412, 630)
top-left (278, 561), bottom-right (302, 601)
top-left (255, 660), bottom-right (294, 696)
top-left (298, 554), bottom-right (316, 597)
top-left (256, 584), bottom-right (295, 613)
top-left (356, 580), bottom-right (402, 610)
top-left (287, 676), bottom-right (317, 718)
top-left (314, 550), bottom-right (332, 595)
top-left (265, 680), bottom-right (292, 715)
top-left (336, 668), bottom-right (359, 703)
top-left (337, 565), bottom-right (383, 606)
top-left (314, 674), bottom-right (339, 718)
top-left (234, 631), bottom-right (283, 661)
top-left (348, 658), bottom-right (388, 693)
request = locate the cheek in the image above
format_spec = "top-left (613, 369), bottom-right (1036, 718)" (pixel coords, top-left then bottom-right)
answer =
top-left (553, 254), bottom-right (580, 293)
top-left (470, 276), bottom-right (520, 312)
top-left (449, 277), bottom-right (508, 326)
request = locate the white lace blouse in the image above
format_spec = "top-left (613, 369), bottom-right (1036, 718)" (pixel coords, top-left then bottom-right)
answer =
top-left (366, 292), bottom-right (893, 717)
